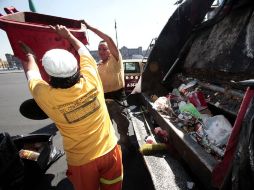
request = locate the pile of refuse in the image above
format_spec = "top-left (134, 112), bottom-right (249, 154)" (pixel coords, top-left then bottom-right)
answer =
top-left (0, 133), bottom-right (64, 190)
top-left (151, 78), bottom-right (232, 160)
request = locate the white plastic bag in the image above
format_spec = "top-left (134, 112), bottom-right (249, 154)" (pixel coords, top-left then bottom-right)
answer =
top-left (203, 115), bottom-right (232, 147)
top-left (153, 96), bottom-right (169, 113)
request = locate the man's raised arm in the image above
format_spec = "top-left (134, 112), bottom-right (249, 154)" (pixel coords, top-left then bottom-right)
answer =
top-left (81, 21), bottom-right (119, 61)
top-left (50, 24), bottom-right (84, 51)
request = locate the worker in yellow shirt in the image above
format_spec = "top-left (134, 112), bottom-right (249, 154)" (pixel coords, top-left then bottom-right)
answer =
top-left (19, 24), bottom-right (123, 190)
top-left (82, 21), bottom-right (131, 148)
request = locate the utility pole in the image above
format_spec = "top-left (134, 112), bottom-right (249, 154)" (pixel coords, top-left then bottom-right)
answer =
top-left (28, 0), bottom-right (37, 12)
top-left (114, 20), bottom-right (119, 48)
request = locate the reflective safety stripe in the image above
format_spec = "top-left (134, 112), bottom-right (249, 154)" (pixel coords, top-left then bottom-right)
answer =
top-left (100, 173), bottom-right (123, 185)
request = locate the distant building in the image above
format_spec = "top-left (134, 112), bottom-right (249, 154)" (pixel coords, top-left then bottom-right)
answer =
top-left (5, 54), bottom-right (23, 69)
top-left (90, 50), bottom-right (99, 62)
top-left (88, 45), bottom-right (154, 62)
top-left (120, 46), bottom-right (143, 59)
top-left (131, 54), bottom-right (143, 59)
top-left (0, 58), bottom-right (8, 69)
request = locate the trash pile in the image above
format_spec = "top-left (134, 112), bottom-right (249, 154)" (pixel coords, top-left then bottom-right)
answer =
top-left (151, 78), bottom-right (233, 159)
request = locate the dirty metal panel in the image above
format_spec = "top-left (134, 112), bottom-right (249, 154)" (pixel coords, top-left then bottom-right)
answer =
top-left (142, 0), bottom-right (214, 96)
top-left (184, 7), bottom-right (254, 82)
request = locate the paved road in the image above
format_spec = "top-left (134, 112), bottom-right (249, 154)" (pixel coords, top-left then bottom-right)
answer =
top-left (0, 71), bottom-right (154, 190)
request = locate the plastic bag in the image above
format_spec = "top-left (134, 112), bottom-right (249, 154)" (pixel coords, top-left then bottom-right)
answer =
top-left (0, 133), bottom-right (64, 189)
top-left (203, 115), bottom-right (232, 147)
top-left (179, 103), bottom-right (201, 119)
top-left (153, 96), bottom-right (169, 113)
top-left (12, 133), bottom-right (64, 179)
top-left (0, 133), bottom-right (24, 190)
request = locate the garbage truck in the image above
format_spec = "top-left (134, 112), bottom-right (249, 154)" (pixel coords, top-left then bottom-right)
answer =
top-left (127, 0), bottom-right (254, 189)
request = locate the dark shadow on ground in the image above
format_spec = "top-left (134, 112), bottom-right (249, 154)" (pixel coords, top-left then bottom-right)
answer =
top-left (122, 137), bottom-right (155, 190)
top-left (24, 174), bottom-right (74, 190)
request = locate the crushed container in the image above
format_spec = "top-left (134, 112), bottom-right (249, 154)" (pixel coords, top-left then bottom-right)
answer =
top-left (0, 7), bottom-right (88, 82)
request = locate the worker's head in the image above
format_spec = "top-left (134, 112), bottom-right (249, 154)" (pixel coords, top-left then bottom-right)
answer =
top-left (42, 49), bottom-right (80, 88)
top-left (98, 41), bottom-right (110, 62)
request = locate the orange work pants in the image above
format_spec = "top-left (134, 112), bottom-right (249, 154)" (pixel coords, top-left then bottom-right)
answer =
top-left (66, 145), bottom-right (123, 190)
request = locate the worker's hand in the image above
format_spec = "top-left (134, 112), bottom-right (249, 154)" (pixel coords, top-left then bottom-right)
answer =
top-left (19, 41), bottom-right (36, 58)
top-left (79, 20), bottom-right (90, 30)
top-left (50, 24), bottom-right (72, 39)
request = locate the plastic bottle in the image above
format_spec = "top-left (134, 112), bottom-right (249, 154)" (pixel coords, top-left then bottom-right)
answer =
top-left (19, 149), bottom-right (40, 161)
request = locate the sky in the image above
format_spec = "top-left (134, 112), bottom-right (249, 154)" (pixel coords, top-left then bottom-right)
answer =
top-left (0, 0), bottom-right (177, 60)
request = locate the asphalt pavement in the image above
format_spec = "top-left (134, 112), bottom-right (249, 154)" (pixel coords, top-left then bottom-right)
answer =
top-left (0, 71), bottom-right (154, 190)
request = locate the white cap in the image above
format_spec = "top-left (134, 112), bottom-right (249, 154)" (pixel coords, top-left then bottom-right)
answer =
top-left (42, 49), bottom-right (78, 78)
